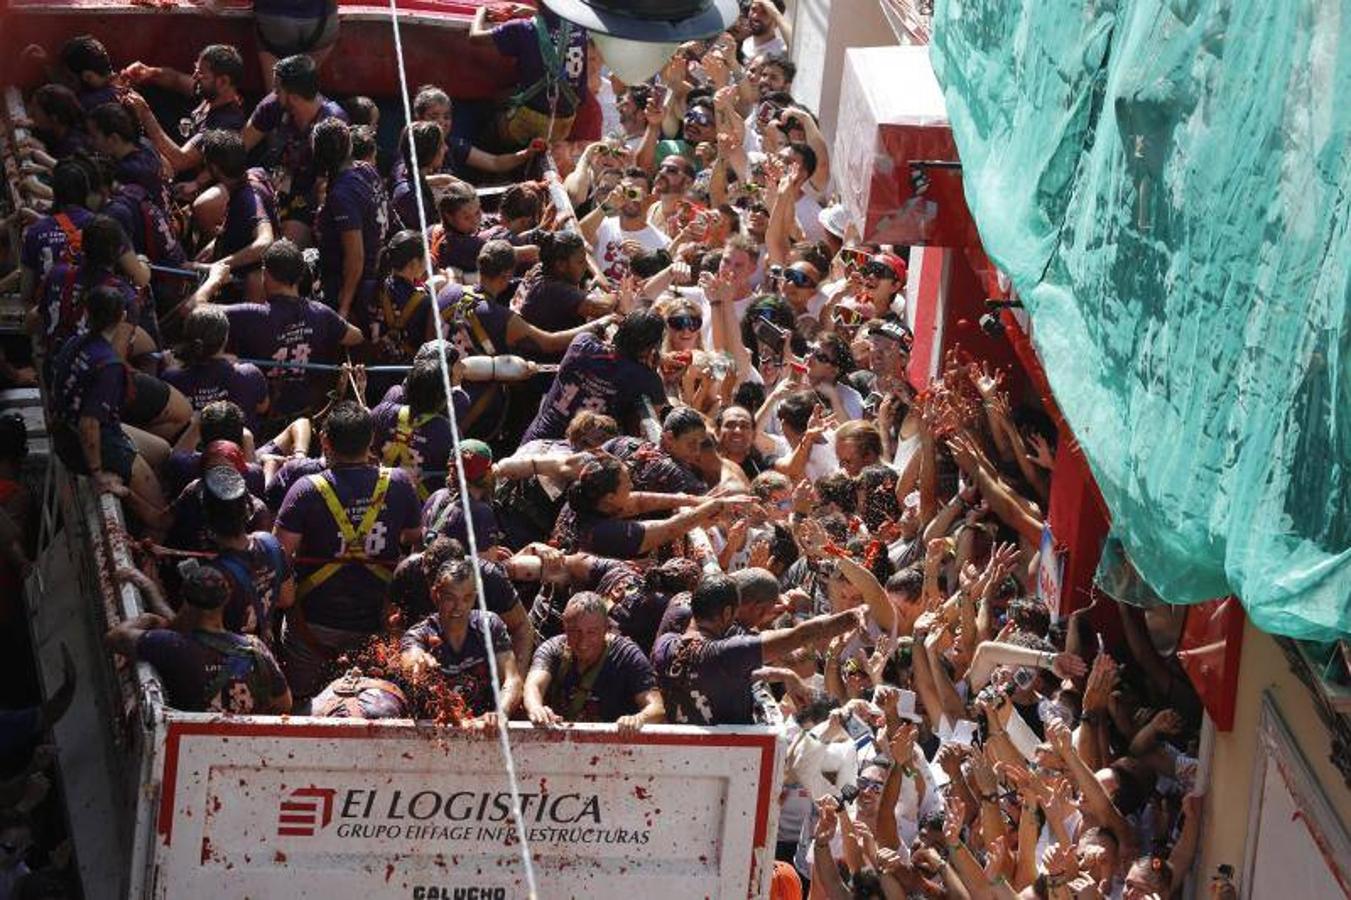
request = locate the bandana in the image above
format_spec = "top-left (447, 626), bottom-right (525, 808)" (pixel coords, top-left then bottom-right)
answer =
top-left (457, 439), bottom-right (493, 485)
top-left (203, 440), bottom-right (247, 475)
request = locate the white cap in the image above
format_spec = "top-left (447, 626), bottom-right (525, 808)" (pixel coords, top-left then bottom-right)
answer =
top-left (818, 203), bottom-right (851, 239)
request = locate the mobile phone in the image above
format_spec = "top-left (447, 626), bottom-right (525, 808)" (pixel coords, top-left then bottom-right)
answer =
top-left (652, 84), bottom-right (670, 107)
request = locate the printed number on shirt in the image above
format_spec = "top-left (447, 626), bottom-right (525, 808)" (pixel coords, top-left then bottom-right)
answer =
top-left (336, 520), bottom-right (388, 559)
top-left (552, 381), bottom-right (581, 414)
top-left (564, 44), bottom-right (585, 80)
top-left (674, 689), bottom-right (714, 725)
top-left (272, 342), bottom-right (311, 375)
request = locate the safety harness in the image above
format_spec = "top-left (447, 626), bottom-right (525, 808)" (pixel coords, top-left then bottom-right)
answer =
top-left (507, 14), bottom-right (579, 120)
top-left (376, 282), bottom-right (429, 360)
top-left (381, 405), bottom-right (437, 500)
top-left (296, 468), bottom-right (394, 599)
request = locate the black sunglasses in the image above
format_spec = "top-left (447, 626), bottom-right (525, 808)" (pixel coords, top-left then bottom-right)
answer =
top-left (666, 314), bottom-right (703, 332)
top-left (782, 268), bottom-right (818, 288)
top-left (864, 261), bottom-right (895, 280)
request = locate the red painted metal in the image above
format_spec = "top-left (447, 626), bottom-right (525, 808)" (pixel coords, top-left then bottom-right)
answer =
top-left (1176, 597), bottom-right (1246, 731)
top-left (0, 0), bottom-right (520, 99)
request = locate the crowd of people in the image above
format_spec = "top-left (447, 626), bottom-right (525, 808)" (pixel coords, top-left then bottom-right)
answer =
top-left (0, 2), bottom-right (1219, 898)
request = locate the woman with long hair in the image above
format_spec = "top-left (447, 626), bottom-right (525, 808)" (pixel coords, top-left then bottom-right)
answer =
top-left (163, 305), bottom-right (269, 430)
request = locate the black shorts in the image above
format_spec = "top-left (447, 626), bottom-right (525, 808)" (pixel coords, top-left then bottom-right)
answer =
top-left (121, 372), bottom-right (171, 428)
top-left (255, 6), bottom-right (340, 57)
top-left (52, 422), bottom-right (137, 482)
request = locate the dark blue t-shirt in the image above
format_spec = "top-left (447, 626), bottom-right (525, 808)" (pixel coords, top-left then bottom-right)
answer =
top-left (521, 332), bottom-right (665, 443)
top-left (651, 631), bottom-right (764, 725)
top-left (400, 611), bottom-right (511, 717)
top-left (530, 634), bottom-right (656, 722)
top-left (316, 161), bottom-right (387, 305)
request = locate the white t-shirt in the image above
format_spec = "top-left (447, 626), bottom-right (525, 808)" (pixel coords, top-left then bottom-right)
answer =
top-left (742, 33), bottom-right (788, 61)
top-left (673, 286), bottom-right (755, 351)
top-left (768, 431), bottom-right (838, 482)
top-left (593, 217), bottom-right (670, 283)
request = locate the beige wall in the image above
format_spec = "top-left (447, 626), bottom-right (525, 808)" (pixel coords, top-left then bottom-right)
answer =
top-left (1197, 620), bottom-right (1350, 889)
top-left (788, 0), bottom-right (898, 142)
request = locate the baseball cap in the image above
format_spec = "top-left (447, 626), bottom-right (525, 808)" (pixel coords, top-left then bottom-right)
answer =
top-left (457, 439), bottom-right (493, 485)
top-left (202, 439), bottom-right (247, 475)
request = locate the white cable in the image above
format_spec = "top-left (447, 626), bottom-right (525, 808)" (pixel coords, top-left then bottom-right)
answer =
top-left (384, 2), bottom-right (539, 895)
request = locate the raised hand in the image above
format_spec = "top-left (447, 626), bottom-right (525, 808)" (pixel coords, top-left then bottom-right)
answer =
top-left (1051, 651), bottom-right (1088, 681)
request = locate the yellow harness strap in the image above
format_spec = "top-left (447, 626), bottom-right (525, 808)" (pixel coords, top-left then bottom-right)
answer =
top-left (297, 468), bottom-right (394, 598)
top-left (381, 406), bottom-right (436, 500)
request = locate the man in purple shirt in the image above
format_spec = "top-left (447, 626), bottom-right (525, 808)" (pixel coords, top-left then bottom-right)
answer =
top-left (468, 5), bottom-right (588, 147)
top-left (372, 360), bottom-right (452, 498)
top-left (241, 53), bottom-right (348, 244)
top-left (105, 563), bottom-right (292, 714)
top-left (201, 239), bottom-right (362, 418)
top-left (522, 310), bottom-right (668, 443)
top-left (200, 129), bottom-right (277, 298)
top-left (60, 35), bottom-right (121, 113)
top-left (312, 119), bottom-right (387, 321)
top-left (274, 402), bottom-right (422, 699)
top-left (87, 103), bottom-right (170, 212)
top-left (400, 558), bottom-right (522, 727)
top-left (652, 575), bottom-right (861, 725)
top-left (524, 592), bottom-right (663, 733)
top-left (602, 406), bottom-right (713, 497)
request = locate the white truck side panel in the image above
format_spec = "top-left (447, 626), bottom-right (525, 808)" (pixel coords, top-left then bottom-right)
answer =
top-left (148, 715), bottom-right (783, 900)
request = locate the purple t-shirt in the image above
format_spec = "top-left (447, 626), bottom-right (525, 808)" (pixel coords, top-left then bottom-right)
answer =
top-left (162, 358), bottom-right (268, 426)
top-left (388, 554), bottom-right (521, 623)
top-left (421, 488), bottom-right (505, 549)
top-left (211, 532), bottom-right (292, 639)
top-left (216, 170), bottom-right (278, 264)
top-left (371, 398), bottom-right (452, 490)
top-left (491, 13), bottom-right (588, 116)
top-left (78, 85), bottom-right (120, 113)
top-left (603, 436), bottom-right (708, 496)
top-left (518, 274), bottom-right (588, 335)
top-left (367, 276), bottom-right (433, 358)
top-left (275, 464), bottom-right (421, 632)
top-left (651, 631), bottom-right (765, 725)
top-left (400, 611), bottom-right (511, 716)
top-left (551, 505), bottom-right (647, 558)
top-left (530, 634), bottom-right (655, 722)
top-left (522, 332), bottom-right (666, 443)
top-left (103, 184), bottom-right (186, 266)
top-left (115, 141), bottom-right (170, 209)
top-left (430, 225), bottom-right (486, 274)
top-left (37, 265), bottom-right (143, 351)
top-left (263, 455), bottom-right (327, 511)
top-left (222, 294), bottom-right (351, 417)
top-left (136, 628), bottom-right (288, 714)
top-left (20, 207), bottom-right (92, 277)
top-left (589, 557), bottom-right (670, 653)
top-left (246, 92), bottom-right (348, 199)
top-left (190, 97), bottom-right (248, 140)
top-left (51, 333), bottom-right (125, 429)
top-left (317, 161), bottom-right (387, 291)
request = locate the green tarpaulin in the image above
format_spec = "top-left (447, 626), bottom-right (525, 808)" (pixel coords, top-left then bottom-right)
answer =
top-left (930, 0), bottom-right (1351, 639)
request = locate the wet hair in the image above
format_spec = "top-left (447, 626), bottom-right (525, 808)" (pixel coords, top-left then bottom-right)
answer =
top-left (856, 463), bottom-right (900, 530)
top-left (565, 411), bottom-right (619, 450)
top-left (885, 567), bottom-right (924, 601)
top-left (200, 401), bottom-right (245, 445)
top-left (816, 473), bottom-right (857, 514)
top-left (767, 523), bottom-right (800, 571)
top-left (621, 166), bottom-right (652, 192)
top-left (379, 230), bottom-right (426, 277)
top-left (437, 181), bottom-right (478, 219)
top-left (612, 309), bottom-right (666, 361)
top-left (273, 54), bottom-right (319, 100)
top-left (88, 102), bottom-right (138, 144)
top-left (262, 239), bottom-right (306, 286)
top-left (749, 470), bottom-right (791, 500)
top-left (564, 591), bottom-right (609, 620)
top-left (845, 533), bottom-right (893, 583)
top-left (538, 230), bottom-right (586, 278)
top-left (199, 44), bottom-right (244, 85)
top-left (31, 84), bottom-right (85, 133)
top-left (621, 84), bottom-right (653, 110)
top-left (836, 421), bottom-right (883, 463)
top-left (566, 455), bottom-right (624, 515)
top-left (790, 240), bottom-right (832, 275)
top-left (350, 125), bottom-right (377, 163)
top-left (1007, 630), bottom-right (1056, 654)
top-left (202, 488), bottom-right (249, 538)
top-left (849, 868), bottom-right (884, 900)
top-left (81, 215), bottom-right (126, 272)
top-left (691, 574), bottom-right (739, 621)
top-left (732, 567), bottom-right (779, 608)
top-left (175, 306), bottom-right (230, 365)
top-left (51, 158), bottom-right (93, 208)
top-left (323, 401), bottom-right (373, 459)
top-left (630, 248), bottom-right (671, 279)
top-left (432, 557), bottom-right (475, 588)
top-left (420, 535), bottom-right (464, 577)
top-left (61, 35), bottom-right (112, 77)
top-left (755, 51), bottom-right (796, 84)
top-left (645, 558), bottom-right (701, 595)
top-left (477, 239), bottom-right (516, 280)
top-left (732, 381), bottom-right (766, 415)
top-left (343, 95), bottom-right (379, 127)
top-left (311, 118), bottom-right (353, 180)
top-left (784, 141), bottom-right (818, 178)
top-left (814, 331), bottom-right (855, 376)
top-left (413, 84), bottom-right (451, 118)
top-left (499, 182), bottom-right (543, 223)
top-left (201, 129), bottom-right (247, 179)
top-left (400, 120), bottom-right (443, 220)
top-left (179, 562), bottom-right (230, 610)
top-left (775, 390), bottom-right (819, 435)
top-left (1008, 597), bottom-right (1051, 637)
top-left (404, 360), bottom-right (448, 418)
top-left (662, 406), bottom-right (706, 440)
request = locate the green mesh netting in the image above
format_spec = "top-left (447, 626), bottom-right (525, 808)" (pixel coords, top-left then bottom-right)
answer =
top-left (929, 0), bottom-right (1351, 640)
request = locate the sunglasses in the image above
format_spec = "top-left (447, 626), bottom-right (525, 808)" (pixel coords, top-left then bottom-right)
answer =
top-left (782, 268), bottom-right (818, 288)
top-left (811, 348), bottom-right (836, 365)
top-left (685, 110), bottom-right (713, 127)
top-left (838, 247), bottom-right (871, 273)
top-left (597, 144), bottom-right (626, 157)
top-left (855, 775), bottom-right (885, 793)
top-left (666, 314), bottom-right (703, 332)
top-left (833, 305), bottom-right (863, 326)
top-left (864, 260), bottom-right (895, 280)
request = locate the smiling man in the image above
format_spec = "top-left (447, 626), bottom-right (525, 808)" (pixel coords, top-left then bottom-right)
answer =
top-left (524, 592), bottom-right (663, 733)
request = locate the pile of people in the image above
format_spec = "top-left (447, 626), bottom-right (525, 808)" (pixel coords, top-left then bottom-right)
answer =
top-left (3, 3), bottom-right (1211, 897)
